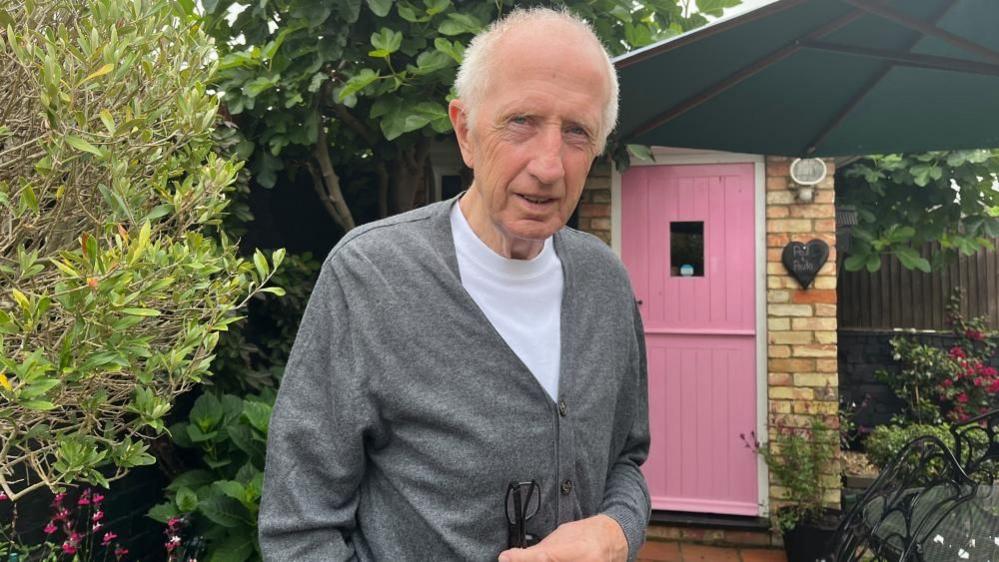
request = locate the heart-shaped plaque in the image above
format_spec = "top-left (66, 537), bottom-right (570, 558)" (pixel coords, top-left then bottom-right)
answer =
top-left (781, 240), bottom-right (829, 289)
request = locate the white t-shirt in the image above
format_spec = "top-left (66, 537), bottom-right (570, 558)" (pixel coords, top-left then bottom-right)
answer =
top-left (450, 202), bottom-right (563, 401)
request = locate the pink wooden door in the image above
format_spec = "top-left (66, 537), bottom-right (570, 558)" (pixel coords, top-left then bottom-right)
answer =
top-left (621, 163), bottom-right (759, 516)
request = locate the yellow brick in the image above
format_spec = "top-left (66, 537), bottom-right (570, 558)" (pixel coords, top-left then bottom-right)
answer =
top-left (792, 344), bottom-right (837, 358)
top-left (767, 290), bottom-right (791, 303)
top-left (767, 206), bottom-right (790, 218)
top-left (815, 303), bottom-right (837, 317)
top-left (819, 261), bottom-right (836, 275)
top-left (767, 219), bottom-right (813, 233)
top-left (813, 276), bottom-right (836, 290)
top-left (816, 359), bottom-right (838, 373)
top-left (766, 191), bottom-right (796, 205)
top-left (815, 331), bottom-right (837, 344)
top-left (770, 387), bottom-right (795, 399)
top-left (769, 345), bottom-right (791, 358)
top-left (794, 373), bottom-right (835, 387)
top-left (769, 372), bottom-right (793, 385)
top-left (770, 401), bottom-right (792, 414)
top-left (792, 317), bottom-right (837, 331)
top-left (793, 387), bottom-right (815, 400)
top-left (770, 331), bottom-right (813, 344)
top-left (769, 304), bottom-right (813, 317)
top-left (768, 317), bottom-right (790, 331)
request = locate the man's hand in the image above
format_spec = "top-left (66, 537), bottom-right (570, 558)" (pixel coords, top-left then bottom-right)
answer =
top-left (498, 514), bottom-right (628, 562)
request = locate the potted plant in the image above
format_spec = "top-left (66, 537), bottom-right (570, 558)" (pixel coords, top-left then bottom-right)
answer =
top-left (744, 417), bottom-right (840, 562)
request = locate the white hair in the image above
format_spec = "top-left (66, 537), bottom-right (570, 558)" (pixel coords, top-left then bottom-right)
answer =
top-left (454, 7), bottom-right (619, 152)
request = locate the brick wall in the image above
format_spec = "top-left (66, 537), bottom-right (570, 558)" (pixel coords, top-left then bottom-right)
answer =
top-left (577, 161), bottom-right (612, 244)
top-left (764, 156), bottom-right (841, 510)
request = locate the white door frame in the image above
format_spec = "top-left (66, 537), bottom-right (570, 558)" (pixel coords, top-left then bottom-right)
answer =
top-left (610, 147), bottom-right (770, 518)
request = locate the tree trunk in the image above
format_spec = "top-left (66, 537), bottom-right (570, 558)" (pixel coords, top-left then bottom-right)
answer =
top-left (312, 125), bottom-right (356, 231)
top-left (389, 138), bottom-right (431, 215)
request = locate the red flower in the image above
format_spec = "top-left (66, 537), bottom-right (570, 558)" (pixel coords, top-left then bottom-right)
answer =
top-left (0, 492), bottom-right (7, 502)
top-left (982, 366), bottom-right (998, 378)
top-left (966, 329), bottom-right (985, 341)
top-left (957, 393), bottom-right (970, 404)
top-left (989, 379), bottom-right (999, 393)
top-left (950, 346), bottom-right (967, 359)
top-left (44, 521), bottom-right (58, 534)
top-left (942, 379), bottom-right (954, 388)
top-left (62, 542), bottom-right (78, 555)
top-left (102, 531), bottom-right (118, 546)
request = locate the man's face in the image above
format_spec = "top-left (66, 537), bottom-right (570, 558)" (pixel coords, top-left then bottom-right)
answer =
top-left (451, 24), bottom-right (608, 255)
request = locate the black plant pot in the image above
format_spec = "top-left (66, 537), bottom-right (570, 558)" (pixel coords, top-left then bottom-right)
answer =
top-left (783, 512), bottom-right (840, 562)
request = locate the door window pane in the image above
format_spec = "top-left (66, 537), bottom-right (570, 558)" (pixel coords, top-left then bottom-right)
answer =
top-left (671, 221), bottom-right (704, 277)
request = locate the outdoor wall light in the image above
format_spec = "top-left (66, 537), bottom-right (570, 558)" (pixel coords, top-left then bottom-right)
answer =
top-left (789, 157), bottom-right (827, 203)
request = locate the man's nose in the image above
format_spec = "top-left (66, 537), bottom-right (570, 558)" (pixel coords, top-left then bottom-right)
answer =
top-left (526, 127), bottom-right (565, 185)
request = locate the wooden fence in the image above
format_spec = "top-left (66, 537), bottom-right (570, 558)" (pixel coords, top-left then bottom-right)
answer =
top-left (838, 241), bottom-right (999, 331)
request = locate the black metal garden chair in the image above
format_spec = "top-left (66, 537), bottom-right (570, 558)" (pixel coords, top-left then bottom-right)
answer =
top-left (832, 436), bottom-right (984, 562)
top-left (829, 410), bottom-right (999, 562)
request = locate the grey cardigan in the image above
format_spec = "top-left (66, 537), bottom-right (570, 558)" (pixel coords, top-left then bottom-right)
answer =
top-left (259, 198), bottom-right (650, 561)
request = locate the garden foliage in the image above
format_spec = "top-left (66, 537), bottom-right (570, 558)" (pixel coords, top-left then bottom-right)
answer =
top-left (744, 418), bottom-right (838, 532)
top-left (149, 391), bottom-right (273, 562)
top-left (0, 0), bottom-right (280, 501)
top-left (875, 293), bottom-right (998, 425)
top-left (840, 150), bottom-right (999, 273)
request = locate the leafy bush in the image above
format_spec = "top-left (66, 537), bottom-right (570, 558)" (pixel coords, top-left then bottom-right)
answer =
top-left (0, 0), bottom-right (281, 500)
top-left (744, 418), bottom-right (838, 532)
top-left (876, 291), bottom-right (998, 424)
top-left (864, 424), bottom-right (958, 470)
top-left (149, 391), bottom-right (273, 562)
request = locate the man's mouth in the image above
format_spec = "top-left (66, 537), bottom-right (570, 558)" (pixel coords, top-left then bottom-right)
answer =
top-left (517, 194), bottom-right (554, 205)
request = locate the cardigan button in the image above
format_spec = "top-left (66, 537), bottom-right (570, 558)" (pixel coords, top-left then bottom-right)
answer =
top-left (560, 479), bottom-right (573, 495)
top-left (558, 400), bottom-right (567, 417)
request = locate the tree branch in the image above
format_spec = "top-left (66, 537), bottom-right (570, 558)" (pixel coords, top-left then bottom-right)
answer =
top-left (313, 120), bottom-right (356, 231)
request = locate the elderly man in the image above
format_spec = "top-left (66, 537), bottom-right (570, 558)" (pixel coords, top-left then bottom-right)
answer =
top-left (259, 8), bottom-right (650, 561)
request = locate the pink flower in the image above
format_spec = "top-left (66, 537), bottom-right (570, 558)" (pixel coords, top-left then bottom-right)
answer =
top-left (982, 366), bottom-right (998, 378)
top-left (93, 521), bottom-right (103, 532)
top-left (989, 380), bottom-right (999, 393)
top-left (44, 521), bottom-right (58, 534)
top-left (62, 542), bottom-right (78, 555)
top-left (966, 329), bottom-right (984, 341)
top-left (114, 547), bottom-right (129, 557)
top-left (102, 531), bottom-right (118, 546)
top-left (957, 393), bottom-right (970, 404)
top-left (78, 492), bottom-right (90, 505)
top-left (92, 493), bottom-right (105, 504)
top-left (53, 508), bottom-right (69, 521)
top-left (0, 492), bottom-right (7, 501)
top-left (53, 492), bottom-right (66, 505)
top-left (950, 346), bottom-right (967, 359)
top-left (93, 510), bottom-right (104, 522)
top-left (167, 516), bottom-right (182, 530)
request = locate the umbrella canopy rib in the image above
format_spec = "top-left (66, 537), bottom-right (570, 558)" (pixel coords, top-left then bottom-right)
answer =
top-left (840, 0), bottom-right (999, 65)
top-left (800, 40), bottom-right (999, 77)
top-left (625, 5), bottom-right (871, 141)
top-left (803, 0), bottom-right (959, 154)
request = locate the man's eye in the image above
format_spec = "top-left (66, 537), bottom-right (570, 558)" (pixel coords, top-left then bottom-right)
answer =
top-left (566, 126), bottom-right (590, 138)
top-left (510, 116), bottom-right (529, 125)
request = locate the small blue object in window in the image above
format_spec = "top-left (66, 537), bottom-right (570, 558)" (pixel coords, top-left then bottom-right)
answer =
top-left (680, 264), bottom-right (694, 277)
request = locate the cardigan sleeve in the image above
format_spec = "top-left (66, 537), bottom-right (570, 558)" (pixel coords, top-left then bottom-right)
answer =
top-left (599, 303), bottom-right (652, 561)
top-left (259, 258), bottom-right (376, 561)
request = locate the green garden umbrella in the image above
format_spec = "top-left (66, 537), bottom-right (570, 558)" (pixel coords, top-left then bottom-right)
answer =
top-left (613, 0), bottom-right (999, 156)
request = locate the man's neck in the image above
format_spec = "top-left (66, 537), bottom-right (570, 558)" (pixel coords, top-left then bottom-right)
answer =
top-left (458, 190), bottom-right (545, 260)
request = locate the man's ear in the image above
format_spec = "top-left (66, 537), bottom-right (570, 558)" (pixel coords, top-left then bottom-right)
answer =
top-left (449, 99), bottom-right (475, 169)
